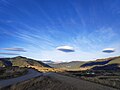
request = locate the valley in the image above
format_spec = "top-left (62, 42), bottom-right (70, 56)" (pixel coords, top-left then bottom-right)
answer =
top-left (0, 56), bottom-right (120, 90)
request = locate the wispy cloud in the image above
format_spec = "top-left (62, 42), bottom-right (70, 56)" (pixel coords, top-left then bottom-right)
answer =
top-left (1, 48), bottom-right (26, 52)
top-left (71, 27), bottom-right (118, 51)
top-left (0, 0), bottom-right (120, 61)
top-left (2, 25), bottom-right (119, 61)
top-left (0, 24), bottom-right (57, 49)
top-left (0, 52), bottom-right (19, 55)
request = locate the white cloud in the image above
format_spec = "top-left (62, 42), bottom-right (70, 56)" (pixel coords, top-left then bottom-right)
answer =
top-left (56, 45), bottom-right (75, 52)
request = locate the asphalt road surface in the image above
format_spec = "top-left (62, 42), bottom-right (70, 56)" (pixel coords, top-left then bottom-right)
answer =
top-left (0, 69), bottom-right (42, 89)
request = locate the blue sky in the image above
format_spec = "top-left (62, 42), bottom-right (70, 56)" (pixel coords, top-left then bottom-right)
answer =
top-left (0, 0), bottom-right (120, 61)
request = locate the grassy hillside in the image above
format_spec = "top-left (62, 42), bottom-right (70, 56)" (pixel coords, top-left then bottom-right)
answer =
top-left (0, 61), bottom-right (3, 67)
top-left (10, 56), bottom-right (51, 68)
top-left (0, 56), bottom-right (51, 68)
top-left (49, 56), bottom-right (120, 70)
top-left (0, 58), bottom-right (12, 67)
top-left (92, 64), bottom-right (120, 70)
top-left (108, 56), bottom-right (120, 64)
top-left (0, 67), bottom-right (28, 80)
top-left (0, 56), bottom-right (65, 73)
top-left (80, 56), bottom-right (120, 70)
top-left (81, 56), bottom-right (120, 67)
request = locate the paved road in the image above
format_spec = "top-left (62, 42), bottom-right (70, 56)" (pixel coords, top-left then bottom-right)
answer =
top-left (0, 69), bottom-right (42, 89)
top-left (45, 72), bottom-right (118, 90)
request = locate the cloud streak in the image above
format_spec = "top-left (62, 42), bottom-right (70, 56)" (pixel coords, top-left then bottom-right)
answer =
top-left (1, 48), bottom-right (26, 52)
top-left (0, 52), bottom-right (19, 55)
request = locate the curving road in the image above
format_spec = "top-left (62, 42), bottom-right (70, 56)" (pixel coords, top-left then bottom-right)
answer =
top-left (0, 69), bottom-right (42, 89)
top-left (0, 70), bottom-right (118, 90)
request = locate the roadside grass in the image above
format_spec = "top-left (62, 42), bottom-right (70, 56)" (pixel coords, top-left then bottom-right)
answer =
top-left (28, 66), bottom-right (65, 73)
top-left (0, 67), bottom-right (28, 80)
top-left (60, 70), bottom-right (120, 89)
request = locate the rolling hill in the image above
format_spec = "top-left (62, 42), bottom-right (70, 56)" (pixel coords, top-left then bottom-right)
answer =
top-left (10, 56), bottom-right (51, 67)
top-left (1, 56), bottom-right (120, 71)
top-left (92, 64), bottom-right (120, 70)
top-left (0, 56), bottom-right (51, 68)
top-left (80, 56), bottom-right (120, 70)
top-left (49, 56), bottom-right (120, 70)
top-left (0, 58), bottom-right (12, 67)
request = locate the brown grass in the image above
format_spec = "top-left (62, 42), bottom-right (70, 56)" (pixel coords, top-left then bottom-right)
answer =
top-left (28, 66), bottom-right (65, 73)
top-left (0, 67), bottom-right (28, 80)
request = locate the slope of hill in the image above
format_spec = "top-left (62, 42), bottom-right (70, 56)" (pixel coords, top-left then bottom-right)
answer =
top-left (10, 56), bottom-right (51, 68)
top-left (80, 56), bottom-right (120, 70)
top-left (49, 61), bottom-right (85, 69)
top-left (0, 61), bottom-right (3, 67)
top-left (80, 60), bottom-right (111, 67)
top-left (108, 56), bottom-right (120, 64)
top-left (0, 56), bottom-right (65, 72)
top-left (0, 58), bottom-right (12, 67)
top-left (0, 56), bottom-right (51, 68)
top-left (92, 64), bottom-right (120, 70)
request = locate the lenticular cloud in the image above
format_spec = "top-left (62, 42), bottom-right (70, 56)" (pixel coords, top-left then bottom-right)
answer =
top-left (102, 48), bottom-right (115, 53)
top-left (56, 46), bottom-right (75, 52)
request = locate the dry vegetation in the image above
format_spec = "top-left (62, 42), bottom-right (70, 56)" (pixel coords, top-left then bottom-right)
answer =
top-left (28, 65), bottom-right (65, 72)
top-left (0, 61), bottom-right (3, 67)
top-left (1, 76), bottom-right (77, 90)
top-left (65, 70), bottom-right (120, 89)
top-left (0, 67), bottom-right (28, 80)
top-left (82, 76), bottom-right (120, 89)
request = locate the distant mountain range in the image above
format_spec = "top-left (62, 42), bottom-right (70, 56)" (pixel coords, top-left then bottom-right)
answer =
top-left (48, 61), bottom-right (85, 69)
top-left (0, 56), bottom-right (120, 71)
top-left (48, 56), bottom-right (120, 70)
